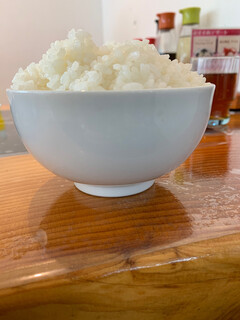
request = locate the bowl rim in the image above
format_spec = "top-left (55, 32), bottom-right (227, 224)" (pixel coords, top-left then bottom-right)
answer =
top-left (6, 84), bottom-right (215, 95)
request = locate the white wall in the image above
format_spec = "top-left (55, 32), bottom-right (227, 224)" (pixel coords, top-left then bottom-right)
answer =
top-left (0, 0), bottom-right (103, 104)
top-left (102, 0), bottom-right (240, 42)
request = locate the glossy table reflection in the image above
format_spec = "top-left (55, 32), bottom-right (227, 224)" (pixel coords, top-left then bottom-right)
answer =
top-left (0, 114), bottom-right (240, 320)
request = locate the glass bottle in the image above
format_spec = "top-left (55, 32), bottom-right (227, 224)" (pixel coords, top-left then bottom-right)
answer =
top-left (176, 7), bottom-right (200, 63)
top-left (156, 12), bottom-right (177, 61)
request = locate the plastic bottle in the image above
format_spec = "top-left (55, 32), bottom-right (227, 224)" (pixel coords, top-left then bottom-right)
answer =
top-left (156, 12), bottom-right (177, 60)
top-left (176, 7), bottom-right (200, 63)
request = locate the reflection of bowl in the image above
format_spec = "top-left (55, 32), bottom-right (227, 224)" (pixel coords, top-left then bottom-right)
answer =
top-left (7, 87), bottom-right (214, 197)
top-left (27, 179), bottom-right (192, 270)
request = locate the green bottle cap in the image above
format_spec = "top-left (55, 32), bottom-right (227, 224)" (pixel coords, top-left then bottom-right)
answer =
top-left (179, 7), bottom-right (200, 25)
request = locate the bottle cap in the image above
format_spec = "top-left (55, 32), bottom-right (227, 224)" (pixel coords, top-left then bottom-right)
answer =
top-left (146, 37), bottom-right (156, 45)
top-left (157, 12), bottom-right (175, 30)
top-left (179, 7), bottom-right (200, 25)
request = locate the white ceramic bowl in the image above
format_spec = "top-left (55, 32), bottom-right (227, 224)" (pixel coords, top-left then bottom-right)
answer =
top-left (7, 86), bottom-right (214, 197)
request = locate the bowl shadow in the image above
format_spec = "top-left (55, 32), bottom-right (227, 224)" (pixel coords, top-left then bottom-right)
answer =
top-left (27, 178), bottom-right (193, 278)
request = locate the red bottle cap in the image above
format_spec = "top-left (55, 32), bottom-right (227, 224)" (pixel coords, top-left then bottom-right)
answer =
top-left (146, 37), bottom-right (156, 45)
top-left (157, 12), bottom-right (175, 30)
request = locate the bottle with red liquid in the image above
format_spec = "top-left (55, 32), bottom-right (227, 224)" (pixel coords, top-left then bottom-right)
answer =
top-left (156, 12), bottom-right (177, 60)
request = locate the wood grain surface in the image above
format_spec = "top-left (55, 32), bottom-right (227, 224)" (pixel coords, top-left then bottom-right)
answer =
top-left (0, 113), bottom-right (240, 319)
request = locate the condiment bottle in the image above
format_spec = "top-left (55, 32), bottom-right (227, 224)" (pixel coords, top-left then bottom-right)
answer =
top-left (176, 7), bottom-right (200, 63)
top-left (155, 19), bottom-right (159, 33)
top-left (156, 12), bottom-right (177, 60)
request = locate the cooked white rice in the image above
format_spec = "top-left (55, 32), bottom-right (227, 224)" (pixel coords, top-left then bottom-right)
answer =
top-left (11, 29), bottom-right (206, 91)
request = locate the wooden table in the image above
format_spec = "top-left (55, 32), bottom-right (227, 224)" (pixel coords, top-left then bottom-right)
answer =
top-left (0, 113), bottom-right (240, 320)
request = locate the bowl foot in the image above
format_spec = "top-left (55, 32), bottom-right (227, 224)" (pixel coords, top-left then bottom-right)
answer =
top-left (74, 180), bottom-right (155, 197)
